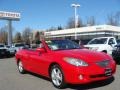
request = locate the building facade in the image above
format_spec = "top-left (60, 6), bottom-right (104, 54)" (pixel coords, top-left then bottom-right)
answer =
top-left (44, 25), bottom-right (120, 41)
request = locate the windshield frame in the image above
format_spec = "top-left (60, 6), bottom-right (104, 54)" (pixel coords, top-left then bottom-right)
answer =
top-left (46, 40), bottom-right (81, 51)
top-left (15, 43), bottom-right (25, 47)
top-left (88, 38), bottom-right (108, 45)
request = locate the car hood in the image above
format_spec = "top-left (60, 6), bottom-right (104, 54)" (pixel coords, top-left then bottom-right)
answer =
top-left (54, 49), bottom-right (111, 63)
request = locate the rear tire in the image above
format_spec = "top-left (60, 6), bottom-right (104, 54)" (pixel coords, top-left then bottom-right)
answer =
top-left (50, 64), bottom-right (66, 89)
top-left (18, 60), bottom-right (26, 74)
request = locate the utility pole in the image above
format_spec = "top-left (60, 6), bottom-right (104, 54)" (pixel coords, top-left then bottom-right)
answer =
top-left (7, 20), bottom-right (12, 46)
top-left (71, 3), bottom-right (80, 40)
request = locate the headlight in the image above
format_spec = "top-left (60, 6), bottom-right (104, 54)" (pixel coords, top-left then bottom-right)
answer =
top-left (64, 57), bottom-right (88, 67)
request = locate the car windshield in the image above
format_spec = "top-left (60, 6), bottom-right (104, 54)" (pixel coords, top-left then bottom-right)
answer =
top-left (15, 44), bottom-right (24, 47)
top-left (46, 40), bottom-right (80, 50)
top-left (0, 45), bottom-right (4, 47)
top-left (6, 46), bottom-right (10, 48)
top-left (88, 38), bottom-right (107, 44)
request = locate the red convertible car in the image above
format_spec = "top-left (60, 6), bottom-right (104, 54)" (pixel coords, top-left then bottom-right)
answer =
top-left (15, 40), bottom-right (116, 89)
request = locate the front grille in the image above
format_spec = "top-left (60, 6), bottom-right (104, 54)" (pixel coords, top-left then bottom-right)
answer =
top-left (90, 69), bottom-right (113, 78)
top-left (0, 49), bottom-right (7, 55)
top-left (0, 49), bottom-right (6, 52)
top-left (96, 60), bottom-right (110, 67)
top-left (90, 74), bottom-right (105, 78)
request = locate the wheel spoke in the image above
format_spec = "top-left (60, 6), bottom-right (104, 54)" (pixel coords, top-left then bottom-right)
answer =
top-left (19, 62), bottom-right (23, 72)
top-left (56, 70), bottom-right (62, 81)
top-left (51, 67), bottom-right (63, 86)
top-left (56, 79), bottom-right (60, 86)
top-left (53, 69), bottom-right (57, 75)
top-left (51, 72), bottom-right (56, 80)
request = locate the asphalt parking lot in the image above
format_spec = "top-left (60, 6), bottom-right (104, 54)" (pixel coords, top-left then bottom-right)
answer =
top-left (0, 57), bottom-right (120, 90)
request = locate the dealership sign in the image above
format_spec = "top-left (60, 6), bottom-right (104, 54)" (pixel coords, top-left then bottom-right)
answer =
top-left (0, 11), bottom-right (20, 20)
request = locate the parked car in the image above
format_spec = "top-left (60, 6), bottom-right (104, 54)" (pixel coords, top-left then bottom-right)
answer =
top-left (84, 37), bottom-right (117, 55)
top-left (72, 40), bottom-right (84, 48)
top-left (112, 44), bottom-right (120, 64)
top-left (0, 44), bottom-right (10, 58)
top-left (13, 43), bottom-right (25, 52)
top-left (6, 45), bottom-right (16, 55)
top-left (15, 39), bottom-right (116, 89)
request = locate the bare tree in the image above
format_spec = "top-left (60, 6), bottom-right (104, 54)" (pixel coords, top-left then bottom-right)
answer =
top-left (0, 26), bottom-right (8, 44)
top-left (47, 27), bottom-right (57, 31)
top-left (107, 11), bottom-right (120, 26)
top-left (66, 17), bottom-right (84, 29)
top-left (114, 11), bottom-right (120, 25)
top-left (34, 31), bottom-right (40, 44)
top-left (22, 27), bottom-right (32, 44)
top-left (66, 17), bottom-right (75, 29)
top-left (107, 14), bottom-right (116, 26)
top-left (57, 25), bottom-right (63, 30)
top-left (14, 32), bottom-right (22, 43)
top-left (78, 18), bottom-right (84, 27)
top-left (47, 25), bottom-right (63, 31)
top-left (86, 16), bottom-right (96, 26)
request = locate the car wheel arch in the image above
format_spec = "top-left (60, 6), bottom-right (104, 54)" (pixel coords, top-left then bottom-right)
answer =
top-left (102, 50), bottom-right (107, 53)
top-left (49, 63), bottom-right (58, 76)
top-left (48, 62), bottom-right (62, 77)
top-left (17, 58), bottom-right (21, 65)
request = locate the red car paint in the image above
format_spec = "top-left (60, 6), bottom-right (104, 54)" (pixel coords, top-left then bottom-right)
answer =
top-left (15, 40), bottom-right (116, 84)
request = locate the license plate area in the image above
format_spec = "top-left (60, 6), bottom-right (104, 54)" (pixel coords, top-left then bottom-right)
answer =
top-left (1, 52), bottom-right (4, 54)
top-left (105, 68), bottom-right (112, 76)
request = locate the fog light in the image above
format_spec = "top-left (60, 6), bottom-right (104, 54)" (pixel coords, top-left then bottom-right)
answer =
top-left (79, 74), bottom-right (83, 80)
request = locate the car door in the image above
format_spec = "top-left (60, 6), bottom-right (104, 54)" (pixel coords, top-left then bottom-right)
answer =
top-left (108, 38), bottom-right (115, 54)
top-left (27, 49), bottom-right (50, 76)
top-left (25, 50), bottom-right (37, 71)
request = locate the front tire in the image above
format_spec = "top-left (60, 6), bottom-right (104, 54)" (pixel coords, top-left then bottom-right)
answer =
top-left (50, 64), bottom-right (66, 89)
top-left (18, 61), bottom-right (26, 74)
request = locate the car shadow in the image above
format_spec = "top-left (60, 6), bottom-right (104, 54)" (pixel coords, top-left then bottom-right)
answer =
top-left (0, 55), bottom-right (15, 59)
top-left (27, 71), bottom-right (51, 82)
top-left (113, 58), bottom-right (120, 65)
top-left (26, 71), bottom-right (114, 90)
top-left (67, 77), bottom-right (114, 90)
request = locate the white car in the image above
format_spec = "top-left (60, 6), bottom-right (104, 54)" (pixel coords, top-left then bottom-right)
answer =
top-left (6, 45), bottom-right (16, 55)
top-left (13, 43), bottom-right (25, 52)
top-left (84, 37), bottom-right (117, 55)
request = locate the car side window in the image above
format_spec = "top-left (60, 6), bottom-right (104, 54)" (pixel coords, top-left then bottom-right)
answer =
top-left (108, 38), bottom-right (115, 45)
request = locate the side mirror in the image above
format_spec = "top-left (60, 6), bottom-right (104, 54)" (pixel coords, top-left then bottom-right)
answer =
top-left (36, 48), bottom-right (46, 53)
top-left (109, 42), bottom-right (112, 45)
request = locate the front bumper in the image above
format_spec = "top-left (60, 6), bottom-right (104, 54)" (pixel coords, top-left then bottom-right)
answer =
top-left (63, 61), bottom-right (116, 84)
top-left (0, 49), bottom-right (9, 56)
top-left (9, 50), bottom-right (15, 54)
